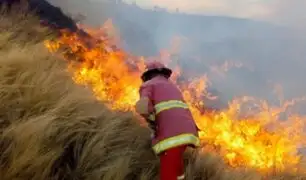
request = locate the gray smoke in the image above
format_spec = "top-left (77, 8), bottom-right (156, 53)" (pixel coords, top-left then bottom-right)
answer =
top-left (264, 0), bottom-right (306, 28)
top-left (46, 0), bottom-right (306, 113)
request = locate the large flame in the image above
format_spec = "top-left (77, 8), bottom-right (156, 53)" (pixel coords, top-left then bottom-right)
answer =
top-left (44, 22), bottom-right (306, 173)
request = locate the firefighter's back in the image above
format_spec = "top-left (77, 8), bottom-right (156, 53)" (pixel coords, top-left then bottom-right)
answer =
top-left (148, 75), bottom-right (198, 144)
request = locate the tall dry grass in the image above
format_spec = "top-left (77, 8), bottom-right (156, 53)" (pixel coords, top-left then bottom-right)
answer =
top-left (0, 1), bottom-right (57, 50)
top-left (0, 4), bottom-right (305, 180)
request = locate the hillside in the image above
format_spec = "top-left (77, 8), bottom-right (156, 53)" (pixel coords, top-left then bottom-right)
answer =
top-left (0, 5), bottom-right (261, 180)
top-left (2, 2), bottom-right (306, 180)
top-left (47, 0), bottom-right (292, 55)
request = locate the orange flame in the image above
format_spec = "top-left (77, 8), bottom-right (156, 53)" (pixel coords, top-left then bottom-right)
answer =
top-left (44, 24), bottom-right (306, 173)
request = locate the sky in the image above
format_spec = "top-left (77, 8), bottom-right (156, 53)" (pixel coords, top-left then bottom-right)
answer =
top-left (123, 0), bottom-right (306, 26)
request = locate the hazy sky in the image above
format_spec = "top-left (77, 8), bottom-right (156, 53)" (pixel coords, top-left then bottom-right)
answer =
top-left (124, 0), bottom-right (305, 25)
top-left (125, 0), bottom-right (271, 18)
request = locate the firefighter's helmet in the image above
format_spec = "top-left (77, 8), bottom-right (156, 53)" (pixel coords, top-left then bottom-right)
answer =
top-left (141, 60), bottom-right (172, 82)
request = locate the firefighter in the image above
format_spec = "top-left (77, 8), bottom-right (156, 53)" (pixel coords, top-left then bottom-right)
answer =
top-left (135, 60), bottom-right (200, 180)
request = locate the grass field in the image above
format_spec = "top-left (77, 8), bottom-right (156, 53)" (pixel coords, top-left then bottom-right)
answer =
top-left (0, 5), bottom-right (305, 180)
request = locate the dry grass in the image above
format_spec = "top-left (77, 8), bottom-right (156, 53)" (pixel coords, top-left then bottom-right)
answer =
top-left (0, 4), bottom-right (305, 180)
top-left (0, 2), bottom-right (57, 50)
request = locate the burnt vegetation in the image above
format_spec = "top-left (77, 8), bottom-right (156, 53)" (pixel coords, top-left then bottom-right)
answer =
top-left (0, 1), bottom-right (305, 180)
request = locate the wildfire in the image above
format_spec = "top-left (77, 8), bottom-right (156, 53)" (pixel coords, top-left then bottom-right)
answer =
top-left (44, 22), bottom-right (306, 173)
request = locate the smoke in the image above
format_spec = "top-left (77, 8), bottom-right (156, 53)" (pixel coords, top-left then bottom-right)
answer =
top-left (122, 0), bottom-right (306, 28)
top-left (263, 0), bottom-right (306, 28)
top-left (46, 0), bottom-right (306, 111)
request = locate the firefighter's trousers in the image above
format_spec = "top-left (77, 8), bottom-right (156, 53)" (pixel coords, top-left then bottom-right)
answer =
top-left (159, 145), bottom-right (186, 180)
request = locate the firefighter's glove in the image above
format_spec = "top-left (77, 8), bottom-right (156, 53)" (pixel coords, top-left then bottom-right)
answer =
top-left (148, 120), bottom-right (156, 132)
top-left (147, 120), bottom-right (157, 138)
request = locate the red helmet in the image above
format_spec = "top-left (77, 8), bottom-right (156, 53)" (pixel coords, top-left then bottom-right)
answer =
top-left (141, 60), bottom-right (172, 82)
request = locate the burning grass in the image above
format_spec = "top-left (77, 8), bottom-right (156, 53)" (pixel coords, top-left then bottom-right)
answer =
top-left (0, 4), bottom-right (306, 180)
top-left (0, 7), bottom-right (260, 180)
top-left (46, 18), bottom-right (306, 174)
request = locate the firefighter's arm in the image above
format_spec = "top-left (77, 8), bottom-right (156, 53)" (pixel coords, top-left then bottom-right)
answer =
top-left (135, 97), bottom-right (150, 115)
top-left (136, 84), bottom-right (153, 117)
